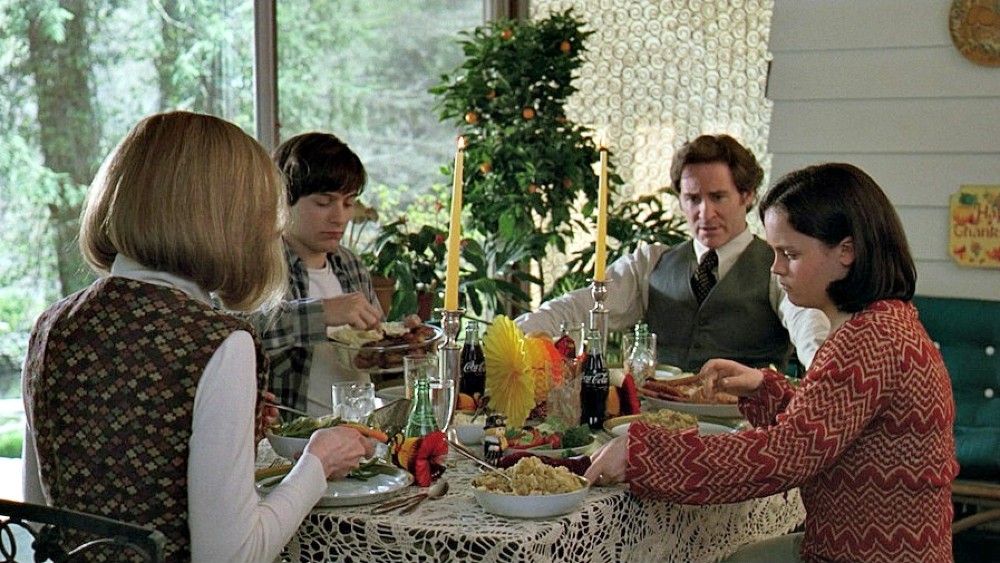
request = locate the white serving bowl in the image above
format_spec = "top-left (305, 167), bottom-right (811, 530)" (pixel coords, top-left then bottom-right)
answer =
top-left (454, 423), bottom-right (485, 445)
top-left (265, 432), bottom-right (309, 460)
top-left (472, 476), bottom-right (590, 519)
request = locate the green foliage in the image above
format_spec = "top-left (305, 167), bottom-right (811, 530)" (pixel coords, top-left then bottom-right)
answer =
top-left (0, 427), bottom-right (23, 458)
top-left (369, 218), bottom-right (448, 321)
top-left (277, 0), bottom-right (478, 192)
top-left (430, 9), bottom-right (618, 271)
top-left (545, 192), bottom-right (690, 300)
top-left (459, 237), bottom-right (541, 316)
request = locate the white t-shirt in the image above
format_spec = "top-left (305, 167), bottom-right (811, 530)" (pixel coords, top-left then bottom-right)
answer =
top-left (306, 263), bottom-right (370, 417)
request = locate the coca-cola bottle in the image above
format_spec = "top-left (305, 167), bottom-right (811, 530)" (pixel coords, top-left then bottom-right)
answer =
top-left (460, 322), bottom-right (486, 400)
top-left (554, 321), bottom-right (577, 360)
top-left (579, 329), bottom-right (609, 430)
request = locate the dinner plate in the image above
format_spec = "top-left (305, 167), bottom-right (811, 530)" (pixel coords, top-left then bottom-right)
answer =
top-left (651, 367), bottom-right (695, 382)
top-left (604, 415), bottom-right (735, 438)
top-left (642, 396), bottom-right (742, 418)
top-left (503, 436), bottom-right (597, 458)
top-left (328, 325), bottom-right (444, 376)
top-left (256, 464), bottom-right (413, 507)
top-left (376, 385), bottom-right (407, 402)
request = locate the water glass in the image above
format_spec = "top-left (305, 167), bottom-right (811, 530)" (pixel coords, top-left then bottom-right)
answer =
top-left (621, 331), bottom-right (658, 364)
top-left (403, 354), bottom-right (455, 430)
top-left (403, 355), bottom-right (438, 400)
top-left (622, 331), bottom-right (658, 386)
top-left (331, 382), bottom-right (376, 423)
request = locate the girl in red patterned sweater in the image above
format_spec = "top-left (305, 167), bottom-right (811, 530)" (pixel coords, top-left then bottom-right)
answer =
top-left (585, 163), bottom-right (958, 563)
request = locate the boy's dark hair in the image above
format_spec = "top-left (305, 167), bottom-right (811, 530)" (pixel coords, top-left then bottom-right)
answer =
top-left (273, 132), bottom-right (367, 205)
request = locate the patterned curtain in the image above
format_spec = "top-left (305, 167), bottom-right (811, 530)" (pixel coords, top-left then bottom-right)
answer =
top-left (531, 0), bottom-right (775, 200)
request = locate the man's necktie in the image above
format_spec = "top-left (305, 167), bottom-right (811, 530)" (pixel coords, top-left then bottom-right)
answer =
top-left (692, 250), bottom-right (718, 304)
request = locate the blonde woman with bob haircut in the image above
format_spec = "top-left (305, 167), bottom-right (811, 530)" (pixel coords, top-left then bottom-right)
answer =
top-left (22, 111), bottom-right (376, 562)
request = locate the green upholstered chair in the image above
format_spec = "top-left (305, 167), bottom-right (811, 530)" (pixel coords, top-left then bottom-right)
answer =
top-left (912, 296), bottom-right (1000, 534)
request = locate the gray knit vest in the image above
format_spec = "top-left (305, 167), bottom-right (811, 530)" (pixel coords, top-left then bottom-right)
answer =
top-left (646, 238), bottom-right (791, 371)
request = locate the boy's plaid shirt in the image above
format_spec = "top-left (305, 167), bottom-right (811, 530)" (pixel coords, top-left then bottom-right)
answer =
top-left (253, 242), bottom-right (382, 412)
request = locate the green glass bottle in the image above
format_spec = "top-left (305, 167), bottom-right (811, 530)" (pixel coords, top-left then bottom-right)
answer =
top-left (404, 376), bottom-right (440, 438)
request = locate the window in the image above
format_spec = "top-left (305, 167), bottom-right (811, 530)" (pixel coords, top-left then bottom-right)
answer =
top-left (0, 0), bottom-right (483, 405)
top-left (276, 1), bottom-right (482, 201)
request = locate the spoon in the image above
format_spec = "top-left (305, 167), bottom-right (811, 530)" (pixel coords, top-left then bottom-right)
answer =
top-left (447, 438), bottom-right (512, 482)
top-left (398, 479), bottom-right (450, 515)
top-left (371, 479), bottom-right (449, 515)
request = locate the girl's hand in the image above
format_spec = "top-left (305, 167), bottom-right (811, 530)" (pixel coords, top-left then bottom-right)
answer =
top-left (256, 391), bottom-right (280, 442)
top-left (698, 359), bottom-right (764, 399)
top-left (583, 436), bottom-right (628, 487)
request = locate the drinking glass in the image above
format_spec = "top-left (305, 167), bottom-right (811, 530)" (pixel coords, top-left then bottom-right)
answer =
top-left (621, 332), bottom-right (658, 365)
top-left (403, 355), bottom-right (438, 400)
top-left (622, 331), bottom-right (658, 387)
top-left (331, 382), bottom-right (376, 423)
top-left (430, 377), bottom-right (456, 431)
top-left (403, 354), bottom-right (455, 430)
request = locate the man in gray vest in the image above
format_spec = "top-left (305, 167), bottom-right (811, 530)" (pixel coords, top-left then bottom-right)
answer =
top-left (516, 135), bottom-right (829, 372)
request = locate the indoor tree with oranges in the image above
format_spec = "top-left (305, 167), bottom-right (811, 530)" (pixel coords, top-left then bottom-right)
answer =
top-left (430, 9), bottom-right (620, 316)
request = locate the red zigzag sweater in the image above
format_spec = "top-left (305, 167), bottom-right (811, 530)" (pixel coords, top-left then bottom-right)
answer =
top-left (626, 300), bottom-right (958, 563)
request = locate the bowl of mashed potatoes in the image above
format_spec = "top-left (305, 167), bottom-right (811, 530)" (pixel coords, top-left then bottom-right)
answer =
top-left (470, 456), bottom-right (589, 518)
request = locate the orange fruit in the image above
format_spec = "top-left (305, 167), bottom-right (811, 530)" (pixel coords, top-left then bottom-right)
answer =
top-left (486, 89), bottom-right (496, 100)
top-left (457, 393), bottom-right (477, 411)
top-left (480, 162), bottom-right (492, 173)
top-left (500, 29), bottom-right (513, 40)
top-left (522, 107), bottom-right (535, 120)
top-left (527, 183), bottom-right (538, 194)
top-left (562, 177), bottom-right (573, 188)
top-left (560, 40), bottom-right (571, 53)
top-left (606, 386), bottom-right (620, 418)
top-left (464, 111), bottom-right (478, 124)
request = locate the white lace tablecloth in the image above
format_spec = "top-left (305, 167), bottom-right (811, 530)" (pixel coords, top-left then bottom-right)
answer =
top-left (257, 442), bottom-right (805, 563)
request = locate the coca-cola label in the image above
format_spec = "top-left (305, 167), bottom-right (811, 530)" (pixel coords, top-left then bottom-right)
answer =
top-left (582, 369), bottom-right (608, 386)
top-left (462, 360), bottom-right (485, 374)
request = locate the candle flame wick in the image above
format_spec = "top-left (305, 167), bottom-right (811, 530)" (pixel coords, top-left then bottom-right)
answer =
top-left (597, 132), bottom-right (608, 151)
top-left (457, 136), bottom-right (467, 150)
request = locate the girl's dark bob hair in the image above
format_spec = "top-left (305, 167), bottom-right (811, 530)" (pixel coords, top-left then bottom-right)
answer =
top-left (759, 163), bottom-right (916, 313)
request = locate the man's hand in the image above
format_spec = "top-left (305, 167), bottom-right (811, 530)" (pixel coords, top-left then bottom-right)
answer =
top-left (321, 292), bottom-right (381, 330)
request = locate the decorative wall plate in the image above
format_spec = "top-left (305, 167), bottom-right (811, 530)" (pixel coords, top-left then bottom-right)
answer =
top-left (949, 0), bottom-right (1000, 67)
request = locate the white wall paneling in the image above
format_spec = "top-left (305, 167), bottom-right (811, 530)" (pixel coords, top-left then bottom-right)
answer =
top-left (768, 0), bottom-right (1000, 301)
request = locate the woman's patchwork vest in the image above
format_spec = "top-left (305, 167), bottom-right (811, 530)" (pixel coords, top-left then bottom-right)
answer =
top-left (24, 276), bottom-right (268, 560)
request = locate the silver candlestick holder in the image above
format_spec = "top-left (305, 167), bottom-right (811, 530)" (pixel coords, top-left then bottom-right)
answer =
top-left (435, 307), bottom-right (465, 421)
top-left (588, 279), bottom-right (608, 354)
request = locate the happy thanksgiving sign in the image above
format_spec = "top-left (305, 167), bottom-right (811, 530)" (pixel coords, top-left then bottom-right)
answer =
top-left (949, 185), bottom-right (1000, 268)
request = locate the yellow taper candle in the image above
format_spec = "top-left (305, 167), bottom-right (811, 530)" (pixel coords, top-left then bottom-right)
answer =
top-left (594, 135), bottom-right (609, 282)
top-left (444, 136), bottom-right (466, 310)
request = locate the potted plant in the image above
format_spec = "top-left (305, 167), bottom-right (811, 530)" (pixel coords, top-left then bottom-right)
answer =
top-left (430, 9), bottom-right (616, 309)
top-left (345, 202), bottom-right (397, 316)
top-left (546, 192), bottom-right (690, 300)
top-left (368, 218), bottom-right (448, 321)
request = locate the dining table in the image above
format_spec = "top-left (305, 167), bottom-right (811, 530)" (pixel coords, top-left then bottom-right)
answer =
top-left (256, 427), bottom-right (806, 563)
